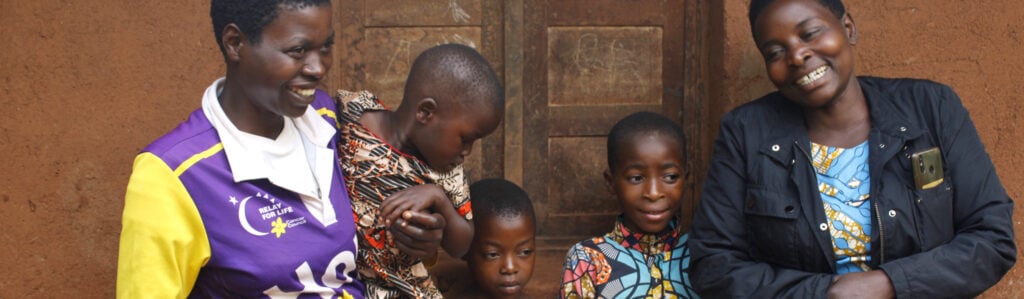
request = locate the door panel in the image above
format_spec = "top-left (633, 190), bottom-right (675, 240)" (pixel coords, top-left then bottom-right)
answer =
top-left (362, 27), bottom-right (483, 108)
top-left (523, 0), bottom-right (688, 252)
top-left (547, 27), bottom-right (664, 106)
top-left (364, 0), bottom-right (484, 26)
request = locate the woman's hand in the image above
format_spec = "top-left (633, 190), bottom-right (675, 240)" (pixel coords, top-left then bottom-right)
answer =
top-left (389, 210), bottom-right (446, 259)
top-left (828, 270), bottom-right (894, 299)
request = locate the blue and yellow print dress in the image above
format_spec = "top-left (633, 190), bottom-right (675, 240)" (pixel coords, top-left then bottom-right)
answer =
top-left (811, 141), bottom-right (873, 273)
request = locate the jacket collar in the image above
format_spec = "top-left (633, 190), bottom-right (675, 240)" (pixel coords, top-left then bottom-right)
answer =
top-left (757, 95), bottom-right (806, 167)
top-left (759, 77), bottom-right (925, 165)
top-left (861, 77), bottom-right (923, 141)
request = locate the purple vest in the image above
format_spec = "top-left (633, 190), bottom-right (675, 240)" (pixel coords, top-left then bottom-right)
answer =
top-left (144, 91), bottom-right (364, 298)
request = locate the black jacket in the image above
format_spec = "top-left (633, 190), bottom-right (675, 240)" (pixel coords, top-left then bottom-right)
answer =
top-left (689, 77), bottom-right (1015, 298)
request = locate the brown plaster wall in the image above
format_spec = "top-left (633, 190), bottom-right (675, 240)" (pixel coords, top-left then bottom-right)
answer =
top-left (715, 1), bottom-right (1024, 297)
top-left (0, 1), bottom-right (221, 297)
top-left (0, 0), bottom-right (1020, 297)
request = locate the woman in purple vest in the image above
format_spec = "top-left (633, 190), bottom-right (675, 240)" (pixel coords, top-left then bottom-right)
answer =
top-left (116, 0), bottom-right (447, 297)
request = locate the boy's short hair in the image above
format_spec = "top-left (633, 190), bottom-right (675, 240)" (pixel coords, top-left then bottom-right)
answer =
top-left (470, 178), bottom-right (535, 222)
top-left (210, 0), bottom-right (331, 56)
top-left (748, 0), bottom-right (846, 29)
top-left (606, 111), bottom-right (687, 171)
top-left (404, 44), bottom-right (504, 114)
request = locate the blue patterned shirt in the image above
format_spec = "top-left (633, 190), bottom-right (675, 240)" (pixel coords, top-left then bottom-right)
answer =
top-left (811, 141), bottom-right (872, 273)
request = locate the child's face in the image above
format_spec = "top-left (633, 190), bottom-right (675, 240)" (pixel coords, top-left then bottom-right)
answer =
top-left (606, 133), bottom-right (685, 234)
top-left (232, 4), bottom-right (334, 118)
top-left (467, 214), bottom-right (535, 299)
top-left (414, 101), bottom-right (500, 172)
top-left (752, 0), bottom-right (857, 109)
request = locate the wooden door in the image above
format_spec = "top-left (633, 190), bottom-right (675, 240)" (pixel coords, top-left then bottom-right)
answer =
top-left (521, 0), bottom-right (685, 249)
top-left (516, 0), bottom-right (710, 289)
top-left (331, 0), bottom-right (711, 296)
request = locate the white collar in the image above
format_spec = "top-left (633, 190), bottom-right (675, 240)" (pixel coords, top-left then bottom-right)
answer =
top-left (201, 78), bottom-right (336, 183)
top-left (201, 78), bottom-right (339, 225)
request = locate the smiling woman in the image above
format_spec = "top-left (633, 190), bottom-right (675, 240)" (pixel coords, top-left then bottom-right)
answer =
top-left (689, 0), bottom-right (1017, 298)
top-left (115, 1), bottom-right (367, 298)
top-left (218, 2), bottom-right (335, 137)
top-left (752, 0), bottom-right (863, 146)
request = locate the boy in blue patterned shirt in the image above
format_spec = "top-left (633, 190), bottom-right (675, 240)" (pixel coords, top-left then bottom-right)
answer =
top-left (560, 112), bottom-right (698, 298)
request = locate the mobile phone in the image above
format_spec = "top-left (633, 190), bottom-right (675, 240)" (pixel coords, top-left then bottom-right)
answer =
top-left (911, 147), bottom-right (944, 190)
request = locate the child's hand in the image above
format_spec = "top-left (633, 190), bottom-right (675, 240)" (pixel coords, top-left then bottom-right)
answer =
top-left (390, 210), bottom-right (446, 259)
top-left (379, 184), bottom-right (447, 226)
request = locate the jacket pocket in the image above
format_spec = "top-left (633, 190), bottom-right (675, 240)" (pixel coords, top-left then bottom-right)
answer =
top-left (911, 178), bottom-right (955, 250)
top-left (743, 186), bottom-right (802, 267)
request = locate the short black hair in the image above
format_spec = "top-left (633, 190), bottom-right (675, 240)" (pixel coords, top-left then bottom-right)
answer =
top-left (748, 0), bottom-right (846, 29)
top-left (470, 178), bottom-right (535, 223)
top-left (210, 0), bottom-right (331, 55)
top-left (606, 111), bottom-right (687, 171)
top-left (404, 44), bottom-right (504, 115)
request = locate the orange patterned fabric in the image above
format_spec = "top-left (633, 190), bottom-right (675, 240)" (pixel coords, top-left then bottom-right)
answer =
top-left (336, 90), bottom-right (472, 299)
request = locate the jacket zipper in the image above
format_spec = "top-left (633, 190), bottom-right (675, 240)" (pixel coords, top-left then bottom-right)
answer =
top-left (874, 200), bottom-right (885, 265)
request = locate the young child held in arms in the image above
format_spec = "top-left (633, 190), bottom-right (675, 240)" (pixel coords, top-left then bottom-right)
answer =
top-left (560, 112), bottom-right (698, 298)
top-left (335, 44), bottom-right (504, 299)
top-left (456, 178), bottom-right (537, 299)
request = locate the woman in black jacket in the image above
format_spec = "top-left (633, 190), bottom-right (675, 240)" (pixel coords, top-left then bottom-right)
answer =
top-left (688, 0), bottom-right (1016, 297)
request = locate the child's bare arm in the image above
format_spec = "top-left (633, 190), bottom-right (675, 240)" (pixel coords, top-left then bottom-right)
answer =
top-left (434, 202), bottom-right (472, 258)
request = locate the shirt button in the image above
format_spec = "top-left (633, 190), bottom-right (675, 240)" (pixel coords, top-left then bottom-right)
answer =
top-left (819, 223), bottom-right (828, 231)
top-left (879, 144), bottom-right (887, 149)
top-left (899, 126), bottom-right (907, 132)
top-left (888, 210), bottom-right (897, 218)
top-left (771, 144), bottom-right (780, 152)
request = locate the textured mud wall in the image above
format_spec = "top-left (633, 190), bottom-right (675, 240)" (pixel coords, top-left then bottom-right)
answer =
top-left (715, 1), bottom-right (1024, 297)
top-left (1, 0), bottom-right (1021, 297)
top-left (0, 1), bottom-right (221, 297)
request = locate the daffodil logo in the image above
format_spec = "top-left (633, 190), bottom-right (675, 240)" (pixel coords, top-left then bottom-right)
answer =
top-left (271, 217), bottom-right (287, 238)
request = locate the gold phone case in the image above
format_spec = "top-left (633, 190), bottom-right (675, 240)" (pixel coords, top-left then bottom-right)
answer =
top-left (911, 147), bottom-right (944, 190)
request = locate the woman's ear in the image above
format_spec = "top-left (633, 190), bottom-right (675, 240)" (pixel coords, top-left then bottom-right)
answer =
top-left (222, 24), bottom-right (245, 62)
top-left (415, 97), bottom-right (438, 124)
top-left (842, 12), bottom-right (858, 45)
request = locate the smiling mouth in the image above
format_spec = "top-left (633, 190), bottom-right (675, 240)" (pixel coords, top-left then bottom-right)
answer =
top-left (796, 66), bottom-right (828, 87)
top-left (640, 208), bottom-right (670, 220)
top-left (496, 282), bottom-right (522, 294)
top-left (289, 86), bottom-right (316, 98)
